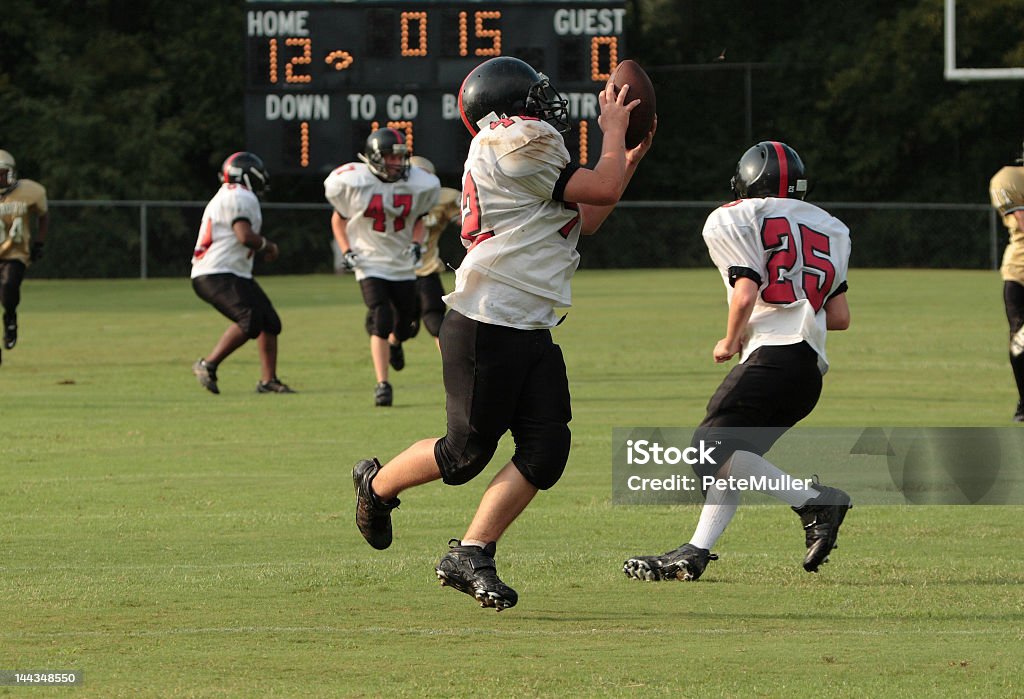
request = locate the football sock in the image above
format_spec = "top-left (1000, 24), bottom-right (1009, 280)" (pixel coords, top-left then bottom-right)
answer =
top-left (461, 538), bottom-right (488, 549)
top-left (728, 450), bottom-right (818, 508)
top-left (688, 485), bottom-right (739, 550)
top-left (1010, 351), bottom-right (1024, 402)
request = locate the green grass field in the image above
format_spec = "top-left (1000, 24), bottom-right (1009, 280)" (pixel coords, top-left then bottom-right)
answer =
top-left (2, 269), bottom-right (1023, 697)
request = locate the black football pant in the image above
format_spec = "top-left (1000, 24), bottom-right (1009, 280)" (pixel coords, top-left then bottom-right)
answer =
top-left (1003, 281), bottom-right (1024, 402)
top-left (0, 260), bottom-right (26, 318)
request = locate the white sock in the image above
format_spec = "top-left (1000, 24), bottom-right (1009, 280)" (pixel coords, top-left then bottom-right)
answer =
top-left (461, 538), bottom-right (488, 549)
top-left (728, 450), bottom-right (818, 508)
top-left (688, 485), bottom-right (739, 550)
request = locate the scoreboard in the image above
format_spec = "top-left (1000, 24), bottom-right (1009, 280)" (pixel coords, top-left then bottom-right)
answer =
top-left (244, 1), bottom-right (627, 176)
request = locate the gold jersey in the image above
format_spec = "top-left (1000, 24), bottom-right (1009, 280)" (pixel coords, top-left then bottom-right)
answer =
top-left (989, 166), bottom-right (1024, 282)
top-left (417, 186), bottom-right (461, 277)
top-left (0, 179), bottom-right (48, 264)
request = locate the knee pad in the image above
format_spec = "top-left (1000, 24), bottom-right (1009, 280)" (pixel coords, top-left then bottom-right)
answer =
top-left (434, 432), bottom-right (499, 486)
top-left (366, 302), bottom-right (394, 339)
top-left (512, 424), bottom-right (570, 490)
top-left (238, 307), bottom-right (280, 339)
top-left (422, 310), bottom-right (445, 338)
top-left (236, 309), bottom-right (261, 339)
top-left (406, 316), bottom-right (422, 339)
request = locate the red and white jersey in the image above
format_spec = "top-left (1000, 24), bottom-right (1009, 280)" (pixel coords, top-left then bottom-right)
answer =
top-left (444, 115), bottom-right (581, 329)
top-left (191, 183), bottom-right (262, 279)
top-left (324, 163), bottom-right (440, 282)
top-left (703, 197), bottom-right (851, 373)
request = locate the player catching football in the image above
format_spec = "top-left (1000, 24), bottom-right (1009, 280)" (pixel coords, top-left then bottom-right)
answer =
top-left (349, 56), bottom-right (655, 610)
top-left (623, 141), bottom-right (853, 582)
top-left (0, 149), bottom-right (48, 367)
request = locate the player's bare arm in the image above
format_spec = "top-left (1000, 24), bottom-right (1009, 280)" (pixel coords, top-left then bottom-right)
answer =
top-left (330, 210), bottom-right (351, 251)
top-left (232, 219), bottom-right (278, 262)
top-left (825, 292), bottom-right (851, 331)
top-left (563, 81), bottom-right (636, 208)
top-left (714, 276), bottom-right (758, 363)
top-left (1013, 210), bottom-right (1024, 232)
top-left (37, 212), bottom-right (49, 244)
top-left (577, 116), bottom-right (658, 236)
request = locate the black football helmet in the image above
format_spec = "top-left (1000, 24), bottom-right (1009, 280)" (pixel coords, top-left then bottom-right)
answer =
top-left (730, 141), bottom-right (809, 200)
top-left (221, 152), bottom-right (269, 197)
top-left (458, 56), bottom-right (569, 136)
top-left (360, 128), bottom-right (410, 183)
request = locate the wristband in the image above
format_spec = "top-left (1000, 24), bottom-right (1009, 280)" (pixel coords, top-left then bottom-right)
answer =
top-left (257, 237), bottom-right (268, 252)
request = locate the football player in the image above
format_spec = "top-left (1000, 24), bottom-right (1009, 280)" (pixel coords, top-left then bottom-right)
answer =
top-left (0, 149), bottom-right (48, 366)
top-left (989, 152), bottom-right (1024, 421)
top-left (348, 56), bottom-right (655, 610)
top-left (190, 152), bottom-right (295, 395)
top-left (324, 129), bottom-right (440, 407)
top-left (406, 155), bottom-right (461, 350)
top-left (623, 141), bottom-right (853, 582)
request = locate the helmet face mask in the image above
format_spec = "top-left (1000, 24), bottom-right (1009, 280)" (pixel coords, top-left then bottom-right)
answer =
top-left (0, 149), bottom-right (18, 194)
top-left (221, 151), bottom-right (269, 197)
top-left (458, 56), bottom-right (569, 136)
top-left (730, 141), bottom-right (808, 200)
top-left (360, 128), bottom-right (410, 183)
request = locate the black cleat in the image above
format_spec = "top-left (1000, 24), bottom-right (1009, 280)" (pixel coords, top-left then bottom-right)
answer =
top-left (793, 484), bottom-right (852, 572)
top-left (1014, 401), bottom-right (1024, 423)
top-left (436, 539), bottom-right (518, 611)
top-left (623, 543), bottom-right (718, 581)
top-left (256, 377), bottom-right (296, 393)
top-left (388, 343), bottom-right (405, 371)
top-left (192, 359), bottom-right (220, 394)
top-left (374, 381), bottom-right (393, 407)
top-left (3, 314), bottom-right (16, 350)
top-left (352, 458), bottom-right (399, 550)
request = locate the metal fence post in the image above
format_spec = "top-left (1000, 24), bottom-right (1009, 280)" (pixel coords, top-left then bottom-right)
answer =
top-left (990, 208), bottom-right (999, 271)
top-left (140, 202), bottom-right (148, 280)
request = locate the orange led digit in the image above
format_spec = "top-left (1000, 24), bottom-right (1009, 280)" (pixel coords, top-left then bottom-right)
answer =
top-left (268, 38), bottom-right (278, 83)
top-left (300, 121), bottom-right (309, 167)
top-left (474, 11), bottom-right (502, 56)
top-left (578, 120), bottom-right (589, 165)
top-left (285, 37), bottom-right (312, 83)
top-left (591, 37), bottom-right (617, 81)
top-left (400, 12), bottom-right (428, 56)
top-left (458, 12), bottom-right (468, 56)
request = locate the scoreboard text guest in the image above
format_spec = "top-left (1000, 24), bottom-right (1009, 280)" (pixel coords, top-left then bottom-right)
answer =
top-left (245, 1), bottom-right (628, 175)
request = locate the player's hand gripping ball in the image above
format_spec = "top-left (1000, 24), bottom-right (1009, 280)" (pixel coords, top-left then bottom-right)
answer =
top-left (610, 59), bottom-right (656, 148)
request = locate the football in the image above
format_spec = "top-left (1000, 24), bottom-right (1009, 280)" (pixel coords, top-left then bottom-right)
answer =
top-left (610, 59), bottom-right (656, 148)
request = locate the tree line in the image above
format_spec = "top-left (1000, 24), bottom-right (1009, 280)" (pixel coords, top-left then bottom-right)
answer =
top-left (2, 0), bottom-right (1022, 274)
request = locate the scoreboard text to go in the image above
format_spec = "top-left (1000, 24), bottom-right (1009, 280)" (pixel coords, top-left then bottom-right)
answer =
top-left (244, 2), bottom-right (628, 175)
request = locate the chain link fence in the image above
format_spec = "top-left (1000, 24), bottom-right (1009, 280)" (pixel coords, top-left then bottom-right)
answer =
top-left (35, 199), bottom-right (998, 279)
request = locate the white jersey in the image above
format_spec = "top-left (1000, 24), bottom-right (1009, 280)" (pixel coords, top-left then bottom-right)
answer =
top-left (702, 197), bottom-right (851, 373)
top-left (444, 115), bottom-right (581, 329)
top-left (191, 183), bottom-right (262, 279)
top-left (324, 163), bottom-right (440, 282)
